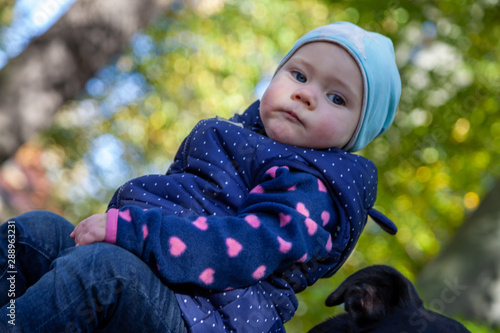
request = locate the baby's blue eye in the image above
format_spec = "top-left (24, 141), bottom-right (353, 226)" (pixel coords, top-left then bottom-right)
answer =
top-left (292, 71), bottom-right (307, 83)
top-left (328, 94), bottom-right (345, 105)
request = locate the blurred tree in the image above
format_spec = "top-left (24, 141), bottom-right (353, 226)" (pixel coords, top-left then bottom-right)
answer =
top-left (0, 0), bottom-right (174, 164)
top-left (418, 180), bottom-right (500, 325)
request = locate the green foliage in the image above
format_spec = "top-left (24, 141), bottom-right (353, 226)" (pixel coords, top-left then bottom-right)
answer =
top-left (0, 0), bottom-right (14, 26)
top-left (37, 0), bottom-right (499, 330)
top-left (459, 318), bottom-right (500, 333)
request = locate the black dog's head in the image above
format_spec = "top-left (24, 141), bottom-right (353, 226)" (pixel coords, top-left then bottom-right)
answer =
top-left (308, 265), bottom-right (470, 333)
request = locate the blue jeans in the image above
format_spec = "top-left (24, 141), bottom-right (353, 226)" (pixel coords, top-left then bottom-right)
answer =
top-left (0, 211), bottom-right (187, 332)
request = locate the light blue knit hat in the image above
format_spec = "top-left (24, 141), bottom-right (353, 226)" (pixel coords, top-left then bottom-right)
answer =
top-left (274, 22), bottom-right (401, 152)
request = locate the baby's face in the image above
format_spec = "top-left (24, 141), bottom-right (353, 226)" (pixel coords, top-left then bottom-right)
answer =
top-left (260, 42), bottom-right (363, 149)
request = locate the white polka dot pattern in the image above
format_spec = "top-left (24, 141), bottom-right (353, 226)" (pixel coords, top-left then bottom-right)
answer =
top-left (106, 100), bottom-right (395, 333)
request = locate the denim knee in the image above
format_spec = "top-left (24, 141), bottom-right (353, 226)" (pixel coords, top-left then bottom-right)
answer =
top-left (51, 243), bottom-right (156, 292)
top-left (8, 210), bottom-right (75, 259)
top-left (0, 210), bottom-right (75, 303)
top-left (46, 243), bottom-right (184, 332)
top-left (1, 243), bottom-right (186, 332)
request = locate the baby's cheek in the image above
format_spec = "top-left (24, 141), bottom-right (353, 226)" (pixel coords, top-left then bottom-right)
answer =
top-left (317, 119), bottom-right (350, 148)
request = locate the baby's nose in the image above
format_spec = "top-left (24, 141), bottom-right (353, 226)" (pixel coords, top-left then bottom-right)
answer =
top-left (293, 88), bottom-right (316, 109)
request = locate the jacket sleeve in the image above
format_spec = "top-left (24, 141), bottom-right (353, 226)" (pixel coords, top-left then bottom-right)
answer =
top-left (105, 166), bottom-right (340, 290)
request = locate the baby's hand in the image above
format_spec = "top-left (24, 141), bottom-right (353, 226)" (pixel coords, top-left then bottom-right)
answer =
top-left (70, 214), bottom-right (107, 246)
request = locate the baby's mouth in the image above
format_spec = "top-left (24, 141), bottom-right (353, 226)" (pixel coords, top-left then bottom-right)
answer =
top-left (282, 110), bottom-right (301, 123)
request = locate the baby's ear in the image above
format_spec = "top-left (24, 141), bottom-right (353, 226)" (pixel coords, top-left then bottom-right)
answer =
top-left (325, 265), bottom-right (422, 324)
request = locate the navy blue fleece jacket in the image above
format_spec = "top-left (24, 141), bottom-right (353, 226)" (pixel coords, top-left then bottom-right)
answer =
top-left (105, 100), bottom-right (396, 332)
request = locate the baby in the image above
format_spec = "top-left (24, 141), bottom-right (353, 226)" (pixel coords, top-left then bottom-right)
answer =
top-left (1, 22), bottom-right (401, 333)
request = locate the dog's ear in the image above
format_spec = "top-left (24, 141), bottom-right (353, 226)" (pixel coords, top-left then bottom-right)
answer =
top-left (325, 265), bottom-right (423, 324)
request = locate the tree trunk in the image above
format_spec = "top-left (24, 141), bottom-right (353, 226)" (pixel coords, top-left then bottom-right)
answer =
top-left (417, 180), bottom-right (500, 327)
top-left (0, 0), bottom-right (173, 164)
